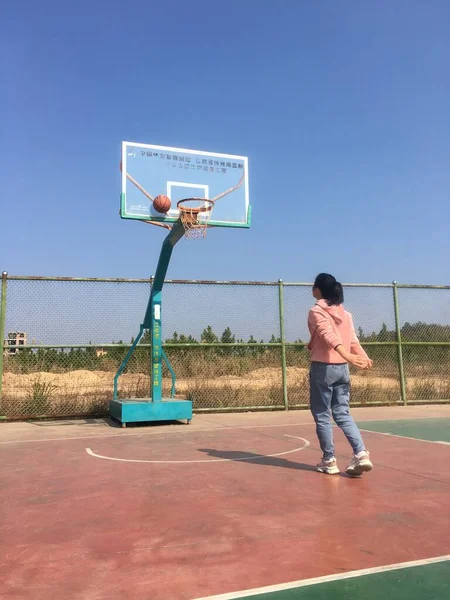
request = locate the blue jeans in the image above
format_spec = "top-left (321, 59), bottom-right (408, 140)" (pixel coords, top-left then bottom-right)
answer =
top-left (309, 362), bottom-right (366, 460)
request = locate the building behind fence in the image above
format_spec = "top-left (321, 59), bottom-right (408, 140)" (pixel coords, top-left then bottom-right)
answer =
top-left (1, 272), bottom-right (449, 419)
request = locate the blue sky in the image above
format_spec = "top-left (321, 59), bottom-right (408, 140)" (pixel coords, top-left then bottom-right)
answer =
top-left (2, 0), bottom-right (450, 285)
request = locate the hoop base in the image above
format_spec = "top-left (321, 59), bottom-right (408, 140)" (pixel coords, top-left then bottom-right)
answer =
top-left (109, 398), bottom-right (192, 426)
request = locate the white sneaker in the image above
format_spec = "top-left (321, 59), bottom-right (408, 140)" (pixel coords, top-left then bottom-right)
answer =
top-left (345, 451), bottom-right (373, 476)
top-left (317, 457), bottom-right (340, 475)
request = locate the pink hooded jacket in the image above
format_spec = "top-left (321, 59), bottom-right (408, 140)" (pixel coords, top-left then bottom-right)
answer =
top-left (307, 299), bottom-right (368, 364)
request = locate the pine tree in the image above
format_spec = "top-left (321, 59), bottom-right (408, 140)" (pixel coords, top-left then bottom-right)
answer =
top-left (201, 326), bottom-right (219, 343)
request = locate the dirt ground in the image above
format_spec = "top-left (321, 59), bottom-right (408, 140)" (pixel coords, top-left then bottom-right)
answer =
top-left (2, 366), bottom-right (405, 398)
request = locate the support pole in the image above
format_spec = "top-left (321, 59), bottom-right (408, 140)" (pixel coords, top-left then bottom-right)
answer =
top-left (393, 280), bottom-right (407, 405)
top-left (113, 222), bottom-right (185, 402)
top-left (113, 326), bottom-right (144, 400)
top-left (278, 279), bottom-right (289, 410)
top-left (143, 221), bottom-right (185, 401)
top-left (0, 272), bottom-right (7, 412)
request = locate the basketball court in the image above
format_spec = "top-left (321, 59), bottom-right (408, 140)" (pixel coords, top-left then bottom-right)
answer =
top-left (1, 406), bottom-right (449, 599)
top-left (2, 142), bottom-right (449, 598)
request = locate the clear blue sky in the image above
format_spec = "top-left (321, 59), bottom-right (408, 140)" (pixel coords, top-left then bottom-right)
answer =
top-left (2, 0), bottom-right (450, 284)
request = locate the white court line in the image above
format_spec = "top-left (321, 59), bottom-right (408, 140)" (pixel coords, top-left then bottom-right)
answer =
top-left (4, 421), bottom-right (449, 448)
top-left (357, 416), bottom-right (450, 423)
top-left (192, 554), bottom-right (450, 600)
top-left (85, 435), bottom-right (310, 464)
top-left (0, 422), bottom-right (316, 445)
top-left (360, 428), bottom-right (450, 445)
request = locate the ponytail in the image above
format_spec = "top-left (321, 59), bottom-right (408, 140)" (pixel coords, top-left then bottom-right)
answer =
top-left (313, 273), bottom-right (344, 306)
top-left (331, 281), bottom-right (344, 306)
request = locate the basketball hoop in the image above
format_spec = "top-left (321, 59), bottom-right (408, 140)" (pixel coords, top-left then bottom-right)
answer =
top-left (177, 198), bottom-right (215, 239)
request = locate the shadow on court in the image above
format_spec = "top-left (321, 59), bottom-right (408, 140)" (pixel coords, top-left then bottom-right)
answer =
top-left (197, 448), bottom-right (318, 472)
top-left (197, 448), bottom-right (360, 478)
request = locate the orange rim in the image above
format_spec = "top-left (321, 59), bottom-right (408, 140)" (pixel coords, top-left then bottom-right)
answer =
top-left (177, 198), bottom-right (215, 214)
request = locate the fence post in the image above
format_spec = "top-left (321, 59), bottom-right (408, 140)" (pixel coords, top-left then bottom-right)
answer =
top-left (393, 280), bottom-right (407, 405)
top-left (0, 271), bottom-right (7, 412)
top-left (278, 279), bottom-right (289, 410)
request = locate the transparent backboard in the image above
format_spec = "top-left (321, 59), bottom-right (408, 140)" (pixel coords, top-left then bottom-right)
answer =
top-left (120, 142), bottom-right (250, 228)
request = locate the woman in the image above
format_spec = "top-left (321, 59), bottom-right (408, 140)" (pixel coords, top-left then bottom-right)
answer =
top-left (307, 273), bottom-right (373, 476)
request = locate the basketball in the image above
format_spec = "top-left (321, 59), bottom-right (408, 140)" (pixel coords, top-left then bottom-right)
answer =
top-left (153, 195), bottom-right (171, 213)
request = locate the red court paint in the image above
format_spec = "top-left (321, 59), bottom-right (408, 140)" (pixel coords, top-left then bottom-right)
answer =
top-left (1, 426), bottom-right (449, 599)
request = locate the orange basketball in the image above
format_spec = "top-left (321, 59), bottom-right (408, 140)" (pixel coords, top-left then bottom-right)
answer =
top-left (153, 195), bottom-right (171, 213)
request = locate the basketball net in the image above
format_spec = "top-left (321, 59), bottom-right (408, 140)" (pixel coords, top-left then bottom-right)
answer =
top-left (177, 199), bottom-right (215, 240)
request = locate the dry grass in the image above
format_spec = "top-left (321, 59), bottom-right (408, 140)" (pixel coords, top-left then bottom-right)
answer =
top-left (2, 358), bottom-right (448, 417)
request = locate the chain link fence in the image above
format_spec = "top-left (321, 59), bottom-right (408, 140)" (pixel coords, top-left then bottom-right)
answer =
top-left (397, 286), bottom-right (450, 403)
top-left (1, 274), bottom-right (449, 418)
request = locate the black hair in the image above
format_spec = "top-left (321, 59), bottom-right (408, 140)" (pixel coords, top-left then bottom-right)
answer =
top-left (313, 273), bottom-right (344, 306)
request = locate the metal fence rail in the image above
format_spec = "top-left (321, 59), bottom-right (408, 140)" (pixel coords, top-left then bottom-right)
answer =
top-left (1, 272), bottom-right (449, 419)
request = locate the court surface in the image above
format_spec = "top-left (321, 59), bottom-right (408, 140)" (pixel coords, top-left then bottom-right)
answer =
top-left (1, 405), bottom-right (449, 599)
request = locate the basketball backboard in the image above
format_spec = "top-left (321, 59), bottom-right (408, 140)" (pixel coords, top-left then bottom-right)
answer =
top-left (120, 141), bottom-right (250, 228)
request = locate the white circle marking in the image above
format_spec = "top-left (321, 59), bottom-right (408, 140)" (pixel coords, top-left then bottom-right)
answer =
top-left (85, 434), bottom-right (310, 464)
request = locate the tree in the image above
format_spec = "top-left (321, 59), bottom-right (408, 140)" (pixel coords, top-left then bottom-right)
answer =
top-left (247, 334), bottom-right (260, 356)
top-left (201, 326), bottom-right (219, 344)
top-left (201, 325), bottom-right (219, 359)
top-left (166, 331), bottom-right (179, 344)
top-left (221, 327), bottom-right (235, 344)
top-left (378, 323), bottom-right (388, 341)
top-left (219, 327), bottom-right (235, 355)
top-left (234, 337), bottom-right (247, 356)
